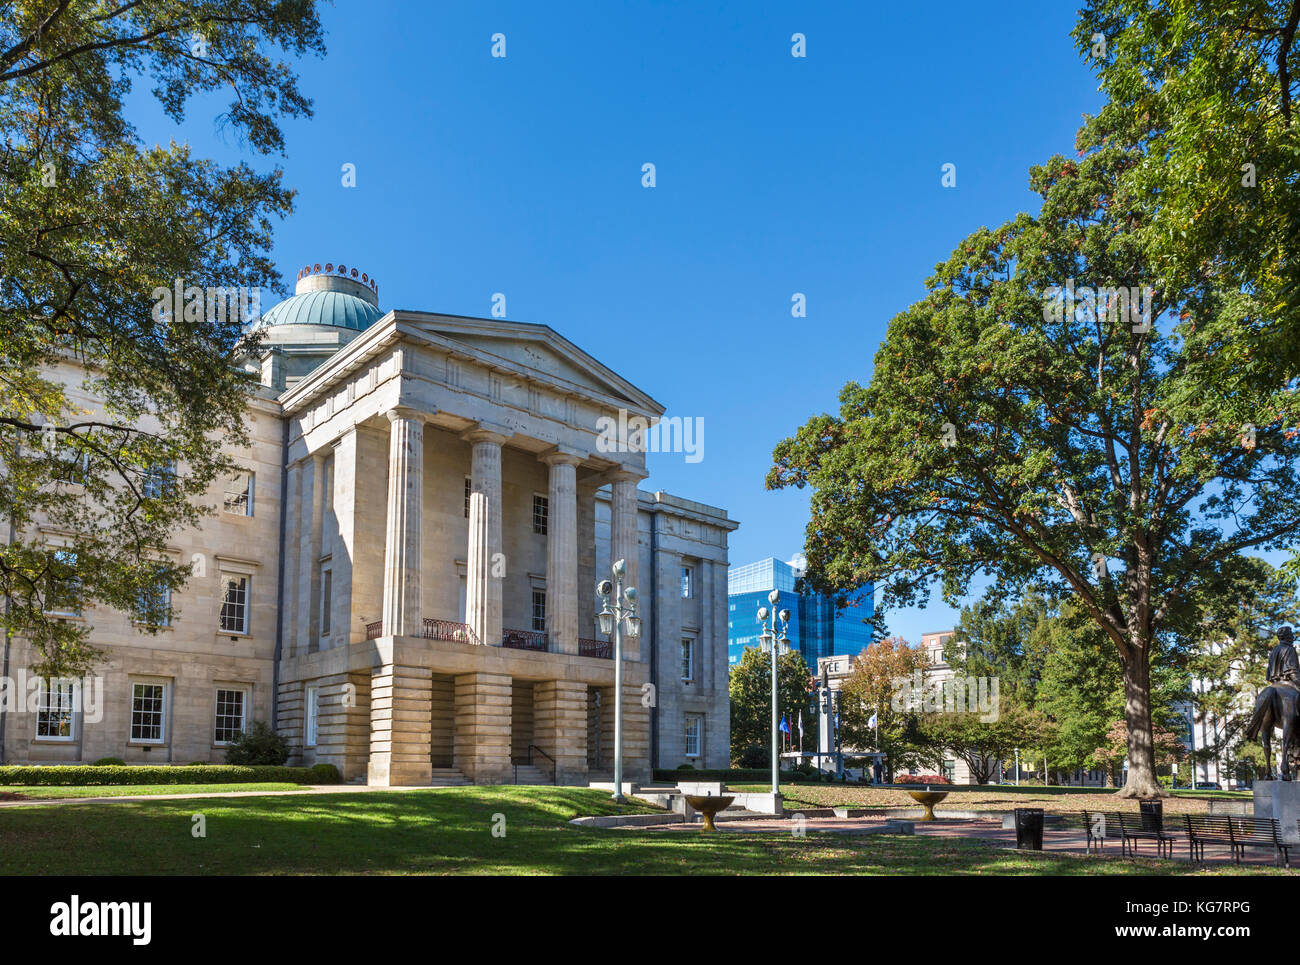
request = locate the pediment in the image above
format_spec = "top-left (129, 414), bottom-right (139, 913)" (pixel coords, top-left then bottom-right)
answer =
top-left (395, 312), bottom-right (664, 415)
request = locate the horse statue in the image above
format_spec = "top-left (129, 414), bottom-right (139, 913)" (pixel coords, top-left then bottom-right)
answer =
top-left (1245, 626), bottom-right (1300, 781)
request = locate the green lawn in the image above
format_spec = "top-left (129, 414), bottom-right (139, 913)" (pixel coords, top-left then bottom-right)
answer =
top-left (0, 786), bottom-right (1279, 875)
top-left (0, 782), bottom-right (303, 800)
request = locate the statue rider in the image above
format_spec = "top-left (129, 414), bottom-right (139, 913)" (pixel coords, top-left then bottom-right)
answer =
top-left (1266, 626), bottom-right (1299, 690)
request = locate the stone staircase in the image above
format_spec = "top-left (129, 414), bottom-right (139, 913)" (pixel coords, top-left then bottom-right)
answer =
top-left (512, 763), bottom-right (554, 785)
top-left (429, 767), bottom-right (470, 787)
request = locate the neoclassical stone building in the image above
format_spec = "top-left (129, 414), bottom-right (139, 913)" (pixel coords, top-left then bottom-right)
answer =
top-left (1, 264), bottom-right (736, 784)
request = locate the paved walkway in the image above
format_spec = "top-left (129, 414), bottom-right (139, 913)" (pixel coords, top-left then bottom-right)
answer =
top-left (643, 814), bottom-right (1295, 869)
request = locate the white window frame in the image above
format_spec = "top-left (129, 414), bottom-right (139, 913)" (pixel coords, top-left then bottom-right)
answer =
top-left (219, 571), bottom-right (250, 635)
top-left (531, 589), bottom-right (546, 632)
top-left (681, 565), bottom-right (694, 599)
top-left (136, 574), bottom-right (172, 627)
top-left (304, 685), bottom-right (320, 747)
top-left (213, 686), bottom-right (249, 745)
top-left (36, 678), bottom-right (77, 741)
top-left (685, 714), bottom-right (702, 759)
top-left (129, 680), bottom-right (168, 744)
top-left (681, 637), bottom-right (694, 683)
top-left (464, 476), bottom-right (471, 518)
top-left (223, 471), bottom-right (255, 516)
top-left (142, 460), bottom-right (176, 499)
top-left (532, 493), bottom-right (548, 535)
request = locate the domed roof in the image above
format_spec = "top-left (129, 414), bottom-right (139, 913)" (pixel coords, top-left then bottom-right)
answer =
top-left (255, 262), bottom-right (384, 332)
top-left (258, 288), bottom-right (383, 331)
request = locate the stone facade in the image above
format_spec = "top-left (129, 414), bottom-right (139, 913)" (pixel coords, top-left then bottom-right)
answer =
top-left (1, 268), bottom-right (737, 784)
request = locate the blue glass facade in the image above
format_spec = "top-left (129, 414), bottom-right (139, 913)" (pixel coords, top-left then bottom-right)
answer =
top-left (727, 557), bottom-right (873, 667)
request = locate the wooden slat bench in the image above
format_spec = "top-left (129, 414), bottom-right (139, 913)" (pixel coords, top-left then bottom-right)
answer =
top-left (1183, 814), bottom-right (1293, 867)
top-left (1081, 810), bottom-right (1177, 858)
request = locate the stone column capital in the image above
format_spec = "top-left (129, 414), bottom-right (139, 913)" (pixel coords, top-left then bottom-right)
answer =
top-left (605, 466), bottom-right (649, 485)
top-left (461, 422), bottom-right (510, 446)
top-left (540, 445), bottom-right (587, 467)
top-left (386, 405), bottom-right (431, 426)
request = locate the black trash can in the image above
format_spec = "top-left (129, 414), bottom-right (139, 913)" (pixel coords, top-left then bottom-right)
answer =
top-left (1139, 800), bottom-right (1163, 832)
top-left (1014, 807), bottom-right (1044, 850)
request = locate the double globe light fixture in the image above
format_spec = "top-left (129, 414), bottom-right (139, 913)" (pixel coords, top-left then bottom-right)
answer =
top-left (757, 589), bottom-right (791, 796)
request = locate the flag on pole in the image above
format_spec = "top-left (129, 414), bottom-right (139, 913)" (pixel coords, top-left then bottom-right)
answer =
top-left (798, 711), bottom-right (804, 745)
top-left (868, 711), bottom-right (878, 729)
top-left (779, 715), bottom-right (790, 734)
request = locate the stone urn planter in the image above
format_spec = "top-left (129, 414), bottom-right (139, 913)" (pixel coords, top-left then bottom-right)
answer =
top-left (683, 794), bottom-right (735, 832)
top-left (906, 788), bottom-right (949, 822)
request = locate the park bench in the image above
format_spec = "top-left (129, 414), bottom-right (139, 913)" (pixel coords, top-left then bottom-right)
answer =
top-left (1183, 814), bottom-right (1293, 868)
top-left (1081, 810), bottom-right (1176, 858)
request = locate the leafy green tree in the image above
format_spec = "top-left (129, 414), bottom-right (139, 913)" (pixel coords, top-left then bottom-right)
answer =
top-left (948, 589), bottom-right (1054, 704)
top-left (0, 1), bottom-right (324, 675)
top-left (1073, 2), bottom-right (1300, 381)
top-left (728, 646), bottom-right (812, 762)
top-left (769, 132), bottom-right (1300, 796)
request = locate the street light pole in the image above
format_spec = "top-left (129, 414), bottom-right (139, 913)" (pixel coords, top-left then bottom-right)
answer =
top-left (596, 559), bottom-right (640, 804)
top-left (756, 589), bottom-right (790, 797)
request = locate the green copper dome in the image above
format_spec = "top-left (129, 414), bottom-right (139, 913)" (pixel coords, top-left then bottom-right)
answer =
top-left (257, 288), bottom-right (383, 331)
top-left (255, 263), bottom-right (384, 332)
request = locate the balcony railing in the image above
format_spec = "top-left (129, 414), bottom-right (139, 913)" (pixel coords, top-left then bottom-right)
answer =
top-left (424, 618), bottom-right (478, 645)
top-left (366, 620), bottom-right (383, 639)
top-left (579, 637), bottom-right (613, 659)
top-left (501, 628), bottom-right (548, 652)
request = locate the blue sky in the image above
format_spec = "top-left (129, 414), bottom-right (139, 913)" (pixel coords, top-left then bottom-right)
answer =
top-left (127, 0), bottom-right (1107, 643)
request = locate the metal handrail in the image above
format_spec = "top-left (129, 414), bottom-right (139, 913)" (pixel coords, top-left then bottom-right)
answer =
top-left (529, 744), bottom-right (557, 785)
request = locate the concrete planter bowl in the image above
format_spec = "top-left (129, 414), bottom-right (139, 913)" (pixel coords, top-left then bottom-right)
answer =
top-left (906, 788), bottom-right (949, 821)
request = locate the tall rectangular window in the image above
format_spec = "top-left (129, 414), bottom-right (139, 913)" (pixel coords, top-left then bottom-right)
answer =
top-left (36, 679), bottom-right (75, 740)
top-left (223, 471), bottom-right (254, 516)
top-left (532, 589), bottom-right (546, 632)
top-left (130, 682), bottom-right (166, 743)
top-left (304, 685), bottom-right (319, 747)
top-left (464, 477), bottom-right (471, 518)
top-left (320, 567), bottom-right (332, 636)
top-left (214, 688), bottom-right (248, 745)
top-left (532, 494), bottom-right (548, 535)
top-left (136, 565), bottom-right (171, 626)
top-left (685, 715), bottom-right (702, 759)
top-left (220, 573), bottom-right (249, 634)
top-left (142, 461), bottom-right (176, 499)
top-left (681, 638), bottom-right (694, 682)
top-left (681, 565), bottom-right (694, 599)
top-left (45, 549), bottom-right (81, 616)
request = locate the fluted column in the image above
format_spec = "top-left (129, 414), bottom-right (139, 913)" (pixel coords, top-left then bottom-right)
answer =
top-left (381, 407), bottom-right (427, 637)
top-left (541, 448), bottom-right (583, 654)
top-left (464, 425), bottom-right (508, 647)
top-left (576, 477), bottom-right (600, 642)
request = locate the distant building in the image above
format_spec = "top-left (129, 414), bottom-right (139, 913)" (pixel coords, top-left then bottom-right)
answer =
top-left (727, 556), bottom-right (873, 667)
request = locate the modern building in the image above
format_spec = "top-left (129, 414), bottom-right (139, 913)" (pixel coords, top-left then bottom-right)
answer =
top-left (0, 261), bottom-right (738, 782)
top-left (727, 555), bottom-right (873, 668)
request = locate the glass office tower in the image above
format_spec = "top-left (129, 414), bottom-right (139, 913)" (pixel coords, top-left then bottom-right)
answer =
top-left (726, 556), bottom-right (873, 667)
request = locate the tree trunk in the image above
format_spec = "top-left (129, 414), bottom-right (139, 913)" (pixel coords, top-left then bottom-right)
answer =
top-left (1117, 645), bottom-right (1165, 798)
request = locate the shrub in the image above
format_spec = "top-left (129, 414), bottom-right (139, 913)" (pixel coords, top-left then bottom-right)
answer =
top-left (0, 764), bottom-right (342, 786)
top-left (676, 763), bottom-right (695, 770)
top-left (897, 773), bottom-right (952, 785)
top-left (223, 721), bottom-right (288, 766)
top-left (653, 768), bottom-right (801, 783)
top-left (91, 757), bottom-right (126, 766)
top-left (308, 763), bottom-right (341, 783)
top-left (734, 742), bottom-right (768, 769)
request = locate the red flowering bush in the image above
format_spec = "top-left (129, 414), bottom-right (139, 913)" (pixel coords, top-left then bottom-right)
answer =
top-left (897, 773), bottom-right (952, 785)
